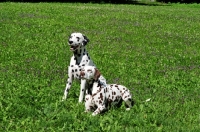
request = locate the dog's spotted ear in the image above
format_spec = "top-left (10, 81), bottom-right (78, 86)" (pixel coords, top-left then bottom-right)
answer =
top-left (94, 68), bottom-right (101, 81)
top-left (82, 34), bottom-right (89, 46)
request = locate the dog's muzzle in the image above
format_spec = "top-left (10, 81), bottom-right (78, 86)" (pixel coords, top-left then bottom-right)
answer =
top-left (80, 71), bottom-right (85, 79)
top-left (68, 41), bottom-right (80, 51)
top-left (70, 45), bottom-right (79, 51)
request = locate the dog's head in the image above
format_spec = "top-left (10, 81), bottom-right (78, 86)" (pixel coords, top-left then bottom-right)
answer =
top-left (68, 32), bottom-right (89, 51)
top-left (80, 66), bottom-right (101, 81)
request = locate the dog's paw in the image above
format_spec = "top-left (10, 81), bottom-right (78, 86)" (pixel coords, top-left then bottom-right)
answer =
top-left (84, 110), bottom-right (90, 113)
top-left (92, 113), bottom-right (97, 116)
top-left (61, 96), bottom-right (66, 101)
top-left (126, 108), bottom-right (131, 111)
top-left (78, 98), bottom-right (84, 103)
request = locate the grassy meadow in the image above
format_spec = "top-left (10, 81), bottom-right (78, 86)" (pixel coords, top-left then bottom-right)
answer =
top-left (0, 2), bottom-right (200, 131)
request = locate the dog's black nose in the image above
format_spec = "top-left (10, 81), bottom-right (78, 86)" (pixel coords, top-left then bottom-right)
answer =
top-left (69, 41), bottom-right (73, 44)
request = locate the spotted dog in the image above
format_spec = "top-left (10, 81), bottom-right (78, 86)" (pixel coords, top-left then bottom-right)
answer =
top-left (62, 33), bottom-right (106, 102)
top-left (80, 66), bottom-right (134, 116)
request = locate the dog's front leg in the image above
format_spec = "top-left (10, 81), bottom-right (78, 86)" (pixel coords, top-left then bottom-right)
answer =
top-left (79, 79), bottom-right (86, 103)
top-left (84, 94), bottom-right (93, 112)
top-left (62, 67), bottom-right (73, 101)
top-left (62, 77), bottom-right (73, 101)
top-left (92, 105), bottom-right (106, 116)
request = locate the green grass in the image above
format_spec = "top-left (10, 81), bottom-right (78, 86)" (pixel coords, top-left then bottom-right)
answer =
top-left (1, 2), bottom-right (200, 131)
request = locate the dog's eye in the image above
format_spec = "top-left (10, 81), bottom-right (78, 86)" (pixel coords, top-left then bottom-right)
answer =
top-left (76, 37), bottom-right (80, 42)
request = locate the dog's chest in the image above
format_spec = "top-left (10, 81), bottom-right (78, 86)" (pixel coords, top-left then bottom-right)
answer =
top-left (77, 54), bottom-right (90, 65)
top-left (68, 64), bottom-right (82, 80)
top-left (71, 48), bottom-right (90, 66)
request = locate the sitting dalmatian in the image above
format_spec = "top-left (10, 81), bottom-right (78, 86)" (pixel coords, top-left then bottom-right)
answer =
top-left (62, 32), bottom-right (106, 103)
top-left (80, 66), bottom-right (134, 116)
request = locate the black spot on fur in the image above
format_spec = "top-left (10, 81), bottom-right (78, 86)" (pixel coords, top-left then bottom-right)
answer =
top-left (92, 93), bottom-right (97, 97)
top-left (100, 93), bottom-right (103, 100)
top-left (99, 100), bottom-right (102, 104)
top-left (76, 37), bottom-right (80, 41)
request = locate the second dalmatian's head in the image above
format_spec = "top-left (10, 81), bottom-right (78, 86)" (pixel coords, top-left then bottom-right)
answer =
top-left (68, 32), bottom-right (89, 51)
top-left (80, 66), bottom-right (101, 81)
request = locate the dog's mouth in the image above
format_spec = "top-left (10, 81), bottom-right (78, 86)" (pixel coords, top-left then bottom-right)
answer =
top-left (70, 45), bottom-right (79, 51)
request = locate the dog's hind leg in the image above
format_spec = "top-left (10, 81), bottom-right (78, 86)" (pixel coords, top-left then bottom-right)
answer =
top-left (124, 98), bottom-right (134, 111)
top-left (122, 91), bottom-right (134, 110)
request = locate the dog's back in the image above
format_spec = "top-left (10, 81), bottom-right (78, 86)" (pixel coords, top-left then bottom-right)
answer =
top-left (106, 84), bottom-right (132, 105)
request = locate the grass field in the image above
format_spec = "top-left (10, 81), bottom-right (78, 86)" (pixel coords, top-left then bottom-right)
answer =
top-left (1, 2), bottom-right (200, 131)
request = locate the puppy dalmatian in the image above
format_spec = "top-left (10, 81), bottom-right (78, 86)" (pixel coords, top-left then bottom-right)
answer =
top-left (80, 66), bottom-right (134, 116)
top-left (62, 33), bottom-right (106, 102)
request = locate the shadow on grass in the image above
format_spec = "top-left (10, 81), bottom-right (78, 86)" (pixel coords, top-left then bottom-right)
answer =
top-left (2, 0), bottom-right (170, 6)
top-left (91, 1), bottom-right (170, 6)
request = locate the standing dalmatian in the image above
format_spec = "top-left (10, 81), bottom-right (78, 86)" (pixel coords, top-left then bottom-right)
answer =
top-left (62, 33), bottom-right (106, 103)
top-left (80, 66), bottom-right (134, 116)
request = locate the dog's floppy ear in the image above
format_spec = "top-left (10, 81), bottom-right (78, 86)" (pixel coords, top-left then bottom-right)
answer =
top-left (82, 34), bottom-right (89, 46)
top-left (94, 68), bottom-right (101, 81)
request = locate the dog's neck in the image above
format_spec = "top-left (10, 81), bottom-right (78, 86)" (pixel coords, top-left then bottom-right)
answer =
top-left (73, 45), bottom-right (86, 56)
top-left (95, 76), bottom-right (107, 88)
top-left (93, 79), bottom-right (103, 88)
top-left (73, 46), bottom-right (87, 65)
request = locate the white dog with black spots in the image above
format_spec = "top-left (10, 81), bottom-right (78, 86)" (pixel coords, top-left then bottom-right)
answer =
top-left (62, 33), bottom-right (106, 103)
top-left (80, 66), bottom-right (134, 116)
